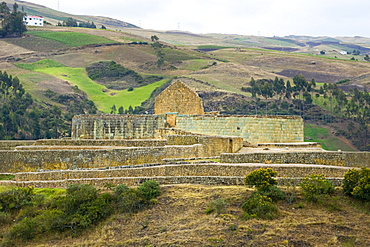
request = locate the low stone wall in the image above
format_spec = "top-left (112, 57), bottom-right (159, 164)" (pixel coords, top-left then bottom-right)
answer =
top-left (221, 152), bottom-right (370, 167)
top-left (257, 142), bottom-right (322, 148)
top-left (34, 139), bottom-right (167, 147)
top-left (13, 164), bottom-right (353, 182)
top-left (0, 176), bottom-right (344, 189)
top-left (167, 135), bottom-right (244, 156)
top-left (0, 140), bottom-right (36, 150)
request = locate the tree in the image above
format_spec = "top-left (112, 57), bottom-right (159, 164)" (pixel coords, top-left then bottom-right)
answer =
top-left (63, 17), bottom-right (77, 27)
top-left (151, 36), bottom-right (165, 68)
top-left (0, 2), bottom-right (26, 37)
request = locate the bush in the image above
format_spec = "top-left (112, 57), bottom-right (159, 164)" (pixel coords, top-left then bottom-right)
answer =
top-left (138, 180), bottom-right (161, 200)
top-left (0, 186), bottom-right (34, 212)
top-left (259, 185), bottom-right (285, 202)
top-left (344, 168), bottom-right (370, 201)
top-left (116, 188), bottom-right (146, 213)
top-left (343, 168), bottom-right (361, 195)
top-left (205, 198), bottom-right (228, 215)
top-left (300, 174), bottom-right (334, 202)
top-left (244, 168), bottom-right (278, 191)
top-left (114, 184), bottom-right (130, 197)
top-left (242, 193), bottom-right (279, 220)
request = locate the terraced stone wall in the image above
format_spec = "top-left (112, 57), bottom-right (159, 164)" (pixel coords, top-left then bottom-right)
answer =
top-left (13, 164), bottom-right (352, 182)
top-left (0, 146), bottom-right (200, 173)
top-left (34, 139), bottom-right (167, 147)
top-left (221, 152), bottom-right (370, 167)
top-left (0, 140), bottom-right (36, 150)
top-left (71, 115), bottom-right (166, 139)
top-left (175, 115), bottom-right (303, 144)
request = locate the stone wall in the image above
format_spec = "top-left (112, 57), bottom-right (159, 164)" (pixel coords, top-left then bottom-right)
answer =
top-left (1, 163), bottom-right (350, 188)
top-left (154, 80), bottom-right (205, 115)
top-left (167, 135), bottom-right (244, 156)
top-left (34, 139), bottom-right (167, 147)
top-left (0, 135), bottom-right (244, 173)
top-left (13, 164), bottom-right (353, 182)
top-left (1, 176), bottom-right (344, 189)
top-left (221, 152), bottom-right (370, 167)
top-left (175, 115), bottom-right (304, 144)
top-left (0, 140), bottom-right (36, 150)
top-left (71, 115), bottom-right (166, 139)
top-left (0, 146), bottom-right (200, 173)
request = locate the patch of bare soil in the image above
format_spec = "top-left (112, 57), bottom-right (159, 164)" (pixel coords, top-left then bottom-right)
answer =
top-left (0, 40), bottom-right (32, 58)
top-left (37, 77), bottom-right (73, 95)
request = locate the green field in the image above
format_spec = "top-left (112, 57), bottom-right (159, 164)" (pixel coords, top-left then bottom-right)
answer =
top-left (16, 59), bottom-right (166, 112)
top-left (26, 31), bottom-right (116, 47)
top-left (16, 59), bottom-right (65, 70)
top-left (304, 124), bottom-right (357, 151)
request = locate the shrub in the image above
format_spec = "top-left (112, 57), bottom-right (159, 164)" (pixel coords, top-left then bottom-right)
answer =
top-left (116, 188), bottom-right (146, 213)
top-left (138, 180), bottom-right (161, 200)
top-left (114, 184), bottom-right (130, 197)
top-left (259, 185), bottom-right (285, 202)
top-left (244, 168), bottom-right (278, 191)
top-left (242, 193), bottom-right (279, 220)
top-left (0, 186), bottom-right (34, 212)
top-left (205, 198), bottom-right (228, 215)
top-left (300, 174), bottom-right (334, 202)
top-left (350, 168), bottom-right (370, 201)
top-left (342, 168), bottom-right (361, 195)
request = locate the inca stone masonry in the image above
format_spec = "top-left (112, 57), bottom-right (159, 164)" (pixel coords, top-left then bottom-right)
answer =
top-left (1, 80), bottom-right (367, 181)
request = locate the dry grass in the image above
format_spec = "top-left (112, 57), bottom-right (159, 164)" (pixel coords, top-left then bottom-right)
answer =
top-left (16, 184), bottom-right (370, 247)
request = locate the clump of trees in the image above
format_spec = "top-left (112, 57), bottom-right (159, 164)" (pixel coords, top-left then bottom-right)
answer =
top-left (240, 74), bottom-right (369, 151)
top-left (57, 17), bottom-right (96, 29)
top-left (0, 2), bottom-right (27, 37)
top-left (0, 70), bottom-right (97, 140)
top-left (86, 61), bottom-right (143, 84)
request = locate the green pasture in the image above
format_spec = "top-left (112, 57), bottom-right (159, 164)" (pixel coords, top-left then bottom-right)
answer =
top-left (304, 124), bottom-right (357, 151)
top-left (37, 67), bottom-right (165, 112)
top-left (16, 59), bottom-right (166, 112)
top-left (16, 59), bottom-right (65, 70)
top-left (26, 31), bottom-right (116, 47)
top-left (179, 59), bottom-right (214, 70)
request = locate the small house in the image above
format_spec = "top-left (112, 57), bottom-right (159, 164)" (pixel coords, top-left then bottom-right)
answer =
top-left (24, 16), bottom-right (44, 26)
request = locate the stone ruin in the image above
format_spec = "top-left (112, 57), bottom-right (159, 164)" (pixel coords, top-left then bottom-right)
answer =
top-left (4, 80), bottom-right (367, 189)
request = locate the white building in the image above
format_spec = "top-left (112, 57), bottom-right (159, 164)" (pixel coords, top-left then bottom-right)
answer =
top-left (339, 51), bottom-right (347, 55)
top-left (24, 16), bottom-right (44, 26)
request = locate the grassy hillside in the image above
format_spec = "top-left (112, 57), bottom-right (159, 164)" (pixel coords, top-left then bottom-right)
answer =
top-left (16, 59), bottom-right (167, 112)
top-left (1, 184), bottom-right (369, 246)
top-left (304, 124), bottom-right (358, 151)
top-left (2, 0), bottom-right (137, 29)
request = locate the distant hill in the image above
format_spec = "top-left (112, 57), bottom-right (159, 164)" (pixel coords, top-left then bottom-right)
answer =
top-left (3, 0), bottom-right (138, 29)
